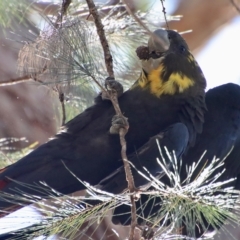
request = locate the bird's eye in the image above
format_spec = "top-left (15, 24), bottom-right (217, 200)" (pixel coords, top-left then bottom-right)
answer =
top-left (168, 35), bottom-right (171, 40)
top-left (180, 45), bottom-right (186, 53)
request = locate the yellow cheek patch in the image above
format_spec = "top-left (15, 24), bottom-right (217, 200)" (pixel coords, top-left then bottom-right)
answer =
top-left (130, 71), bottom-right (148, 90)
top-left (148, 65), bottom-right (195, 97)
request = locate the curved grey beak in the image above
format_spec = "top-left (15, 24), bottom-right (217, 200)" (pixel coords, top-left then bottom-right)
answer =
top-left (148, 29), bottom-right (170, 53)
top-left (141, 29), bottom-right (170, 74)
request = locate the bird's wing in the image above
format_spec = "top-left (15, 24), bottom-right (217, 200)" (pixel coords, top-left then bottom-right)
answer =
top-left (100, 122), bottom-right (189, 194)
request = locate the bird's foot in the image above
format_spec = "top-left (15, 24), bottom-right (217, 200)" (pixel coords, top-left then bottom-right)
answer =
top-left (133, 188), bottom-right (142, 200)
top-left (141, 225), bottom-right (155, 240)
top-left (110, 115), bottom-right (128, 134)
top-left (101, 77), bottom-right (124, 100)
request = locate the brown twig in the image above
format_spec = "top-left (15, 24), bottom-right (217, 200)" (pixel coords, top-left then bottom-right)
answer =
top-left (54, 0), bottom-right (72, 27)
top-left (122, 0), bottom-right (151, 36)
top-left (85, 0), bottom-right (137, 239)
top-left (54, 0), bottom-right (71, 125)
top-left (160, 0), bottom-right (169, 29)
top-left (60, 0), bottom-right (72, 24)
top-left (0, 76), bottom-right (32, 86)
top-left (85, 0), bottom-right (114, 78)
top-left (61, 0), bottom-right (72, 16)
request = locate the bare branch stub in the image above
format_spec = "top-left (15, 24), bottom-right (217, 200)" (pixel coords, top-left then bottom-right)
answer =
top-left (59, 91), bottom-right (66, 126)
top-left (61, 0), bottom-right (72, 17)
top-left (56, 0), bottom-right (72, 27)
top-left (85, 0), bottom-right (137, 239)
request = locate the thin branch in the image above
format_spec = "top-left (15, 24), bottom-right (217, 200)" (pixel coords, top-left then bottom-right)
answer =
top-left (54, 0), bottom-right (72, 27)
top-left (58, 0), bottom-right (72, 27)
top-left (85, 0), bottom-right (136, 239)
top-left (160, 0), bottom-right (169, 29)
top-left (54, 0), bottom-right (72, 125)
top-left (121, 0), bottom-right (168, 50)
top-left (61, 0), bottom-right (72, 18)
top-left (122, 0), bottom-right (152, 36)
top-left (85, 0), bottom-right (114, 78)
top-left (0, 76), bottom-right (32, 86)
top-left (119, 119), bottom-right (137, 240)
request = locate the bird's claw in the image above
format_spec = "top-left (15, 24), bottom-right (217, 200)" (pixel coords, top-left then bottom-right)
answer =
top-left (133, 188), bottom-right (142, 200)
top-left (110, 115), bottom-right (128, 134)
top-left (142, 226), bottom-right (155, 240)
top-left (101, 77), bottom-right (124, 100)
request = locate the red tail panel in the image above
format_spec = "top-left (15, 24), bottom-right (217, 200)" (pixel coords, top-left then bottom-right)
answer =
top-left (0, 180), bottom-right (7, 190)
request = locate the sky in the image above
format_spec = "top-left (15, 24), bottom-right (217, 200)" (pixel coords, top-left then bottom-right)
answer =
top-left (197, 16), bottom-right (240, 90)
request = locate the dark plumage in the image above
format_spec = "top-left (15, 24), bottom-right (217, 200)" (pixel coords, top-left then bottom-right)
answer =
top-left (0, 29), bottom-right (206, 217)
top-left (100, 122), bottom-right (189, 194)
top-left (111, 83), bottom-right (240, 238)
top-left (0, 123), bottom-right (189, 240)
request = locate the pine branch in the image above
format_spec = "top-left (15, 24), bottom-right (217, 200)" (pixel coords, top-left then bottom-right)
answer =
top-left (85, 0), bottom-right (136, 239)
